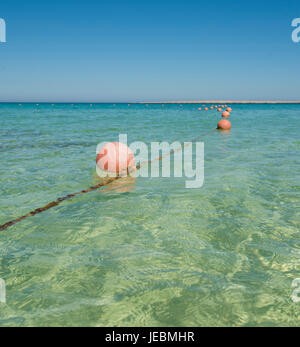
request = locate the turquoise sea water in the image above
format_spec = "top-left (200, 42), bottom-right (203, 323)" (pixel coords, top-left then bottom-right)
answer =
top-left (0, 103), bottom-right (299, 327)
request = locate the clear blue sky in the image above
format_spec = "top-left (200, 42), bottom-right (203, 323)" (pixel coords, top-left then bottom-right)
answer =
top-left (0, 0), bottom-right (299, 102)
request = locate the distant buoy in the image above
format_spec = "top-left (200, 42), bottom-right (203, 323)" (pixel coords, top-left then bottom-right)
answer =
top-left (204, 107), bottom-right (209, 111)
top-left (198, 108), bottom-right (202, 111)
top-left (222, 111), bottom-right (230, 118)
top-left (97, 142), bottom-right (135, 174)
top-left (217, 119), bottom-right (231, 130)
top-left (217, 108), bottom-right (222, 112)
top-left (227, 107), bottom-right (232, 112)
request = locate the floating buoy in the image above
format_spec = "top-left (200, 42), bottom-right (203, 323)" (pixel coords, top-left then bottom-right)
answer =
top-left (198, 108), bottom-right (202, 111)
top-left (227, 107), bottom-right (232, 112)
top-left (204, 107), bottom-right (209, 111)
top-left (210, 106), bottom-right (214, 110)
top-left (217, 119), bottom-right (231, 130)
top-left (217, 108), bottom-right (222, 112)
top-left (96, 142), bottom-right (135, 174)
top-left (222, 111), bottom-right (230, 118)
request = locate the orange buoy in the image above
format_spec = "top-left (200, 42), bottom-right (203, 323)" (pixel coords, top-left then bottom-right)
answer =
top-left (96, 142), bottom-right (135, 174)
top-left (222, 111), bottom-right (230, 118)
top-left (227, 107), bottom-right (232, 112)
top-left (217, 108), bottom-right (222, 112)
top-left (204, 107), bottom-right (209, 111)
top-left (217, 119), bottom-right (231, 130)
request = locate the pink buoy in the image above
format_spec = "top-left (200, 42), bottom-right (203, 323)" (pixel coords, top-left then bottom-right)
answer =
top-left (222, 111), bottom-right (230, 118)
top-left (227, 107), bottom-right (232, 112)
top-left (217, 119), bottom-right (231, 130)
top-left (97, 142), bottom-right (135, 174)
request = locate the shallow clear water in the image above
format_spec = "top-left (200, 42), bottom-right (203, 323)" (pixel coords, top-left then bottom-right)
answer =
top-left (0, 103), bottom-right (299, 327)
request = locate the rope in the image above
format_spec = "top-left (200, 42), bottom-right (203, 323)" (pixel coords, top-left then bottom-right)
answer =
top-left (0, 128), bottom-right (217, 231)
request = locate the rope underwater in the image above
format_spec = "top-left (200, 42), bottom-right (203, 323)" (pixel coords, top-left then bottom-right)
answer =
top-left (0, 128), bottom-right (217, 231)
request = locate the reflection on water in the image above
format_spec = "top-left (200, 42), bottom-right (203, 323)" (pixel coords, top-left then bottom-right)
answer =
top-left (98, 175), bottom-right (137, 194)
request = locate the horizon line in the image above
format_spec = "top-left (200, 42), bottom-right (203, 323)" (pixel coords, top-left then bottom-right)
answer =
top-left (1, 100), bottom-right (300, 104)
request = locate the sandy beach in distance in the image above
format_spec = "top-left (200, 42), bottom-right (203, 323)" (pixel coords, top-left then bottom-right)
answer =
top-left (137, 101), bottom-right (300, 104)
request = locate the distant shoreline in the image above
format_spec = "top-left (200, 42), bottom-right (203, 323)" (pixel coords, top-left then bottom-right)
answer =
top-left (1, 101), bottom-right (300, 104)
top-left (137, 101), bottom-right (300, 104)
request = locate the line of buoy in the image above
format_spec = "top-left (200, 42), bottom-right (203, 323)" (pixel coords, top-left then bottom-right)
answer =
top-left (218, 105), bottom-right (232, 130)
top-left (198, 104), bottom-right (233, 130)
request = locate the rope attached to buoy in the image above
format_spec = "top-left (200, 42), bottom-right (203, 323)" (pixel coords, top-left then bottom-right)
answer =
top-left (0, 128), bottom-right (217, 231)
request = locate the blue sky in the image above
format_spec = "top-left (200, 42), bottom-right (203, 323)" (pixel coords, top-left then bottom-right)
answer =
top-left (0, 0), bottom-right (299, 102)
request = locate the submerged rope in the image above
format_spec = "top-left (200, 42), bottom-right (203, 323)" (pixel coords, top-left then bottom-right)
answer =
top-left (0, 128), bottom-right (217, 231)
